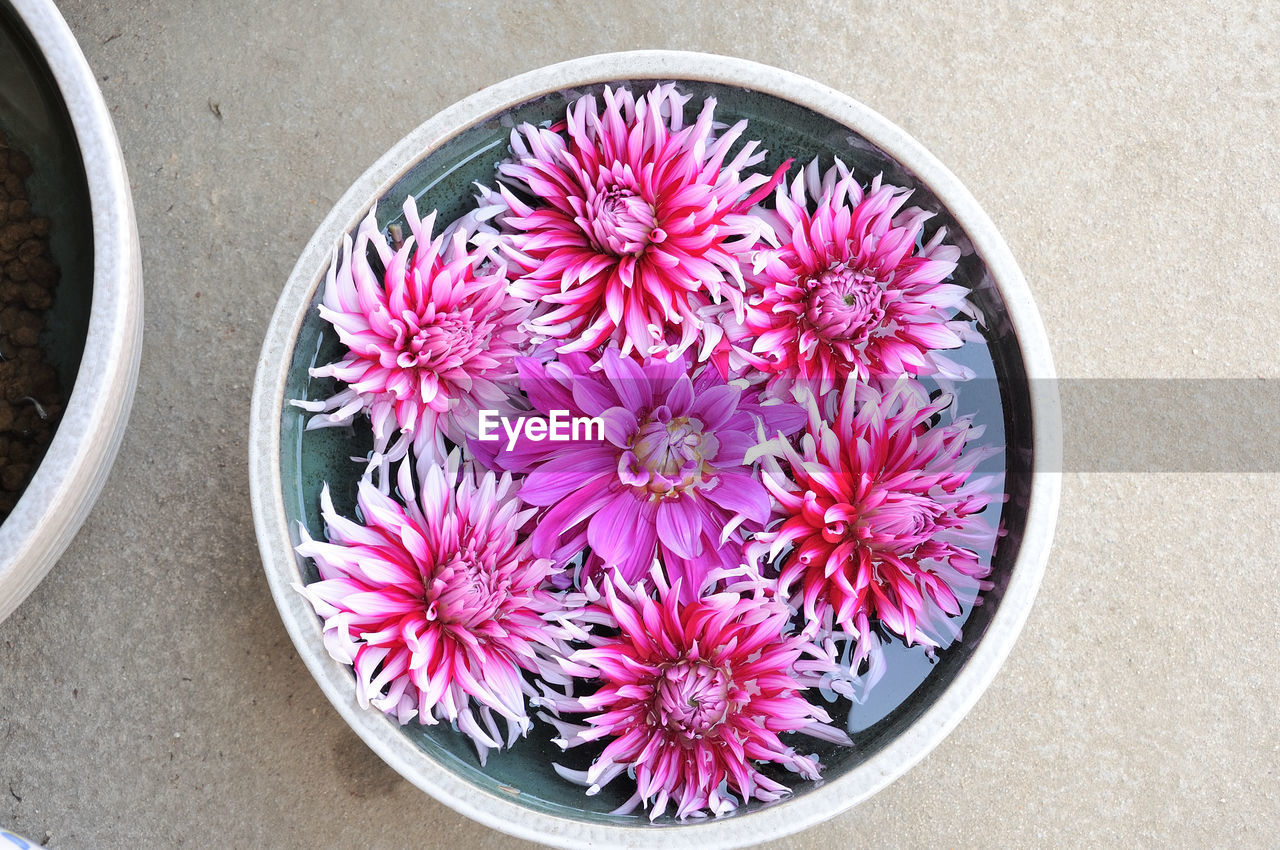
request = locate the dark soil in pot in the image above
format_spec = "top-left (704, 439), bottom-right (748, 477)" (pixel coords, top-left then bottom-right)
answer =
top-left (0, 128), bottom-right (62, 520)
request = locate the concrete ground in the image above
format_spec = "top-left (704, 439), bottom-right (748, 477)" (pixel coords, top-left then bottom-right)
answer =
top-left (2, 1), bottom-right (1277, 847)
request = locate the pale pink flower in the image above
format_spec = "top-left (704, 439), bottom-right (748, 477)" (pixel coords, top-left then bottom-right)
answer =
top-left (540, 566), bottom-right (851, 820)
top-left (750, 377), bottom-right (1001, 672)
top-left (488, 84), bottom-right (787, 362)
top-left (295, 454), bottom-right (570, 764)
top-left (475, 348), bottom-right (804, 598)
top-left (738, 159), bottom-right (975, 398)
top-left (295, 197), bottom-right (531, 470)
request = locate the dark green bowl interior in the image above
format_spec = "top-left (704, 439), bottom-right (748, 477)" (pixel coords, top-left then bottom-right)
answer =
top-left (281, 80), bottom-right (1033, 825)
top-left (0, 2), bottom-right (93, 436)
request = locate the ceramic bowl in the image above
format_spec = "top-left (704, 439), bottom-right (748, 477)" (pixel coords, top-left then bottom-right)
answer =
top-left (250, 51), bottom-right (1060, 849)
top-left (0, 0), bottom-right (142, 624)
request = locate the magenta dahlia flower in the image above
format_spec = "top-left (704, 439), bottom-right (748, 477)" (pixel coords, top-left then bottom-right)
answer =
top-left (294, 454), bottom-right (570, 764)
top-left (540, 566), bottom-right (851, 820)
top-left (750, 377), bottom-right (1001, 667)
top-left (737, 159), bottom-right (974, 398)
top-left (488, 83), bottom-right (787, 361)
top-left (476, 348), bottom-right (804, 597)
top-left (295, 197), bottom-right (531, 468)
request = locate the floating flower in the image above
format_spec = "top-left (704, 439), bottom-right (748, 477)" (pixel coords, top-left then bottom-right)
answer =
top-left (750, 377), bottom-right (1001, 670)
top-left (488, 83), bottom-right (788, 362)
top-left (477, 348), bottom-right (804, 597)
top-left (540, 566), bottom-right (851, 820)
top-left (295, 197), bottom-right (531, 468)
top-left (738, 159), bottom-right (974, 398)
top-left (295, 453), bottom-right (569, 764)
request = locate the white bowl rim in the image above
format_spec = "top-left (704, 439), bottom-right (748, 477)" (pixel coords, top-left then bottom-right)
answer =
top-left (0, 0), bottom-right (143, 624)
top-left (250, 49), bottom-right (1061, 850)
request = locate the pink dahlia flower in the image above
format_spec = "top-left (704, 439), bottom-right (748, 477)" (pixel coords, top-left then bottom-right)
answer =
top-left (738, 159), bottom-right (975, 398)
top-left (488, 83), bottom-right (787, 362)
top-left (541, 566), bottom-right (851, 820)
top-left (477, 348), bottom-right (804, 598)
top-left (295, 454), bottom-right (569, 764)
top-left (750, 377), bottom-right (1001, 669)
top-left (296, 197), bottom-right (531, 469)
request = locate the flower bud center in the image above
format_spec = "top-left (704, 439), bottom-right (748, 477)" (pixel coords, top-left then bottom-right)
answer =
top-left (390, 311), bottom-right (477, 369)
top-left (860, 491), bottom-right (946, 553)
top-left (805, 265), bottom-right (886, 345)
top-left (586, 186), bottom-right (657, 256)
top-left (626, 409), bottom-right (719, 496)
top-left (652, 661), bottom-right (731, 739)
top-left (425, 549), bottom-right (507, 628)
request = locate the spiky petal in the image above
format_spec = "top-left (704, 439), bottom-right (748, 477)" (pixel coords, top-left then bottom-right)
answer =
top-left (295, 453), bottom-right (570, 764)
top-left (738, 159), bottom-right (975, 398)
top-left (750, 377), bottom-right (1001, 672)
top-left (295, 197), bottom-right (531, 470)
top-left (540, 566), bottom-right (851, 820)
top-left (490, 83), bottom-right (787, 362)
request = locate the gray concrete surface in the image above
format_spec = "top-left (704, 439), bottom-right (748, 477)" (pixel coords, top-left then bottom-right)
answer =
top-left (2, 1), bottom-right (1278, 846)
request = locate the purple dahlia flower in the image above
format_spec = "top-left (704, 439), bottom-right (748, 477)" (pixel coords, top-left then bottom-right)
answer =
top-left (476, 348), bottom-right (804, 597)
